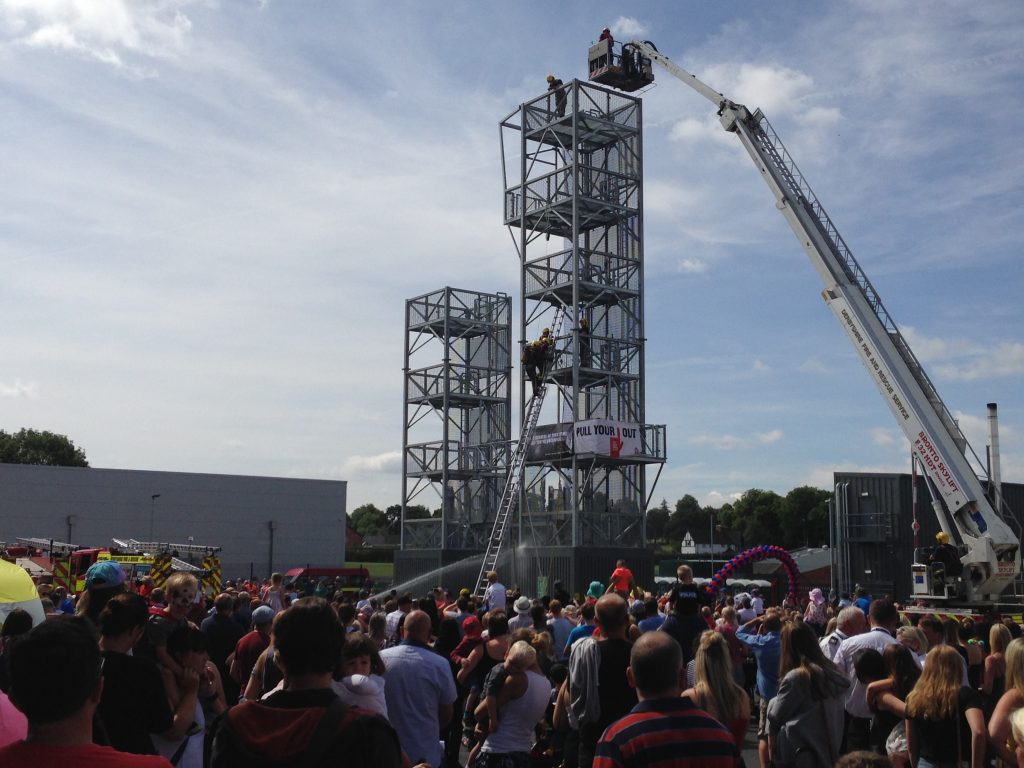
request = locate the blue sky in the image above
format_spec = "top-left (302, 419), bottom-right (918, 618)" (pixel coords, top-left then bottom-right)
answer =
top-left (1, 1), bottom-right (1022, 517)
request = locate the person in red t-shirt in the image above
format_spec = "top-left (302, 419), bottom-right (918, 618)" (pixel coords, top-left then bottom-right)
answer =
top-left (0, 616), bottom-right (172, 768)
top-left (229, 605), bottom-right (275, 696)
top-left (606, 559), bottom-right (636, 600)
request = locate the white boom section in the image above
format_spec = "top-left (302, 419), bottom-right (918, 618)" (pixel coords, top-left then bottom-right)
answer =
top-left (632, 41), bottom-right (1019, 599)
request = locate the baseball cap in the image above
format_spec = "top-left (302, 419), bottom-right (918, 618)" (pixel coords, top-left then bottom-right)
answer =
top-left (252, 605), bottom-right (276, 626)
top-left (463, 616), bottom-right (483, 638)
top-left (85, 561), bottom-right (126, 589)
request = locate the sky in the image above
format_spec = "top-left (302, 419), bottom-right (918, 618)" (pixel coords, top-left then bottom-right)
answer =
top-left (2, 1), bottom-right (1022, 520)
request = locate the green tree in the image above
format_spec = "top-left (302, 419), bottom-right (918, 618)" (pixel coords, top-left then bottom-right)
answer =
top-left (0, 428), bottom-right (88, 467)
top-left (780, 486), bottom-right (831, 548)
top-left (717, 489), bottom-right (783, 548)
top-left (668, 494), bottom-right (704, 544)
top-left (385, 504), bottom-right (402, 534)
top-left (349, 503), bottom-right (387, 536)
top-left (382, 503), bottom-right (433, 534)
top-left (646, 499), bottom-right (670, 543)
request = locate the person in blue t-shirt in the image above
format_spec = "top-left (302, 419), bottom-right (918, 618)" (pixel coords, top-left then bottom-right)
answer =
top-left (737, 611), bottom-right (783, 768)
top-left (853, 586), bottom-right (873, 616)
top-left (637, 598), bottom-right (665, 633)
top-left (564, 603), bottom-right (597, 657)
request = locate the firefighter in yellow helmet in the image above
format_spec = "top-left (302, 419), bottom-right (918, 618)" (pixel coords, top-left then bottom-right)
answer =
top-left (547, 74), bottom-right (566, 117)
top-left (930, 529), bottom-right (963, 586)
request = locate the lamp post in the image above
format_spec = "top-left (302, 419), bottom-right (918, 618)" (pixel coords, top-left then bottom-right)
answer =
top-left (268, 520), bottom-right (277, 577)
top-left (149, 494), bottom-right (161, 541)
top-left (709, 509), bottom-right (715, 578)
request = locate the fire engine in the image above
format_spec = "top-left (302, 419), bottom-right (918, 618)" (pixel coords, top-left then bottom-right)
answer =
top-left (12, 536), bottom-right (222, 596)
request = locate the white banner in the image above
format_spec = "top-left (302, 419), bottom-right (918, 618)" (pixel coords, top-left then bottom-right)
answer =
top-left (573, 419), bottom-right (642, 458)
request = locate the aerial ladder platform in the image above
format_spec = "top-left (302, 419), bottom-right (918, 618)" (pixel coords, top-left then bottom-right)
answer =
top-left (474, 306), bottom-right (566, 599)
top-left (601, 40), bottom-right (1019, 602)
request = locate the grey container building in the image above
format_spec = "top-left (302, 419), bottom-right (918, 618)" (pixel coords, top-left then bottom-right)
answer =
top-left (0, 463), bottom-right (347, 579)
top-left (832, 471), bottom-right (1023, 604)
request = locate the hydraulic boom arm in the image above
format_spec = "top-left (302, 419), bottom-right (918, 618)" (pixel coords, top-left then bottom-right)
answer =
top-left (628, 40), bottom-right (1019, 600)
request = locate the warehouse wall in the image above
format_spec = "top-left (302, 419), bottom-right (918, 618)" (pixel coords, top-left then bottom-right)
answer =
top-left (0, 464), bottom-right (346, 580)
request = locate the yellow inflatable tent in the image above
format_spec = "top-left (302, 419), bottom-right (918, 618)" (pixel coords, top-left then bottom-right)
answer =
top-left (0, 558), bottom-right (45, 628)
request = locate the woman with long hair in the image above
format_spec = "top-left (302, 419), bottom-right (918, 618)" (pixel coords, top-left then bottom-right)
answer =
top-left (896, 625), bottom-right (929, 666)
top-left (766, 621), bottom-right (849, 768)
top-left (957, 619), bottom-right (985, 690)
top-left (865, 643), bottom-right (920, 759)
top-left (905, 644), bottom-right (985, 768)
top-left (682, 630), bottom-right (749, 751)
top-left (988, 636), bottom-right (1024, 765)
top-left (983, 623), bottom-right (1012, 700)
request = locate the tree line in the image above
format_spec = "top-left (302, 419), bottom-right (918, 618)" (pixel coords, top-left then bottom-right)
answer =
top-left (646, 486), bottom-right (831, 552)
top-left (349, 485), bottom-right (832, 551)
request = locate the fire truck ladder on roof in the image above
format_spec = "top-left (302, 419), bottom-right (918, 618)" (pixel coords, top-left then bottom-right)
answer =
top-left (474, 306), bottom-right (566, 599)
top-left (16, 537), bottom-right (80, 554)
top-left (113, 538), bottom-right (222, 555)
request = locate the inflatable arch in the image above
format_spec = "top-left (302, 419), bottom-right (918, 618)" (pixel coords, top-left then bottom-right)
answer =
top-left (706, 544), bottom-right (800, 605)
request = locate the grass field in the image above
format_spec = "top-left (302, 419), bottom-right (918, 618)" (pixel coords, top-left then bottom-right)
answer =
top-left (346, 560), bottom-right (393, 587)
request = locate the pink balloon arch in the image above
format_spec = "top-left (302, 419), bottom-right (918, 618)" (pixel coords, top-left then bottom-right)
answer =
top-left (706, 544), bottom-right (801, 605)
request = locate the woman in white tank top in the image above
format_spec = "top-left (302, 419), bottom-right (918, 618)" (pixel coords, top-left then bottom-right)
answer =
top-left (475, 641), bottom-right (552, 767)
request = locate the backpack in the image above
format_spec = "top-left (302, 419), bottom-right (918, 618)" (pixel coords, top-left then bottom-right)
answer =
top-left (211, 697), bottom-right (355, 768)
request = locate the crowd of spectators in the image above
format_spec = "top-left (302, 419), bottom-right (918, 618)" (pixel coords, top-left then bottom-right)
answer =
top-left (3, 559), bottom-right (1024, 767)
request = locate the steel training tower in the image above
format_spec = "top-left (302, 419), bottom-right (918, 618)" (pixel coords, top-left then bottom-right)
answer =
top-left (500, 80), bottom-right (666, 591)
top-left (395, 288), bottom-right (512, 586)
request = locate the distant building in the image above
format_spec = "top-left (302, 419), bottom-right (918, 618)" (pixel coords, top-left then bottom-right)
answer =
top-left (0, 463), bottom-right (347, 579)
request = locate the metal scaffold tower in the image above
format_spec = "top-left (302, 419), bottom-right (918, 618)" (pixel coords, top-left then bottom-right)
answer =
top-left (499, 79), bottom-right (666, 591)
top-left (400, 288), bottom-right (512, 558)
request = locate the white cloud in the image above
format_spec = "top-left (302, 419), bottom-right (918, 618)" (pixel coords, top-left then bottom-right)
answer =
top-left (702, 490), bottom-right (742, 508)
top-left (757, 430), bottom-right (784, 445)
top-left (0, 379), bottom-right (38, 398)
top-left (691, 428), bottom-right (783, 450)
top-left (692, 433), bottom-right (747, 451)
top-left (0, 0), bottom-right (194, 68)
top-left (752, 360), bottom-right (770, 373)
top-left (611, 16), bottom-right (647, 38)
top-left (678, 257), bottom-right (708, 274)
top-left (802, 460), bottom-right (910, 490)
top-left (669, 116), bottom-right (721, 144)
top-left (341, 451), bottom-right (402, 475)
top-left (798, 359), bottom-right (830, 374)
top-left (870, 427), bottom-right (899, 446)
top-left (900, 326), bottom-right (1024, 381)
top-left (701, 62), bottom-right (813, 116)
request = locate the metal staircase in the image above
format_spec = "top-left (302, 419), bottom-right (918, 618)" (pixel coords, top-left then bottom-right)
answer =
top-left (474, 306), bottom-right (566, 598)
